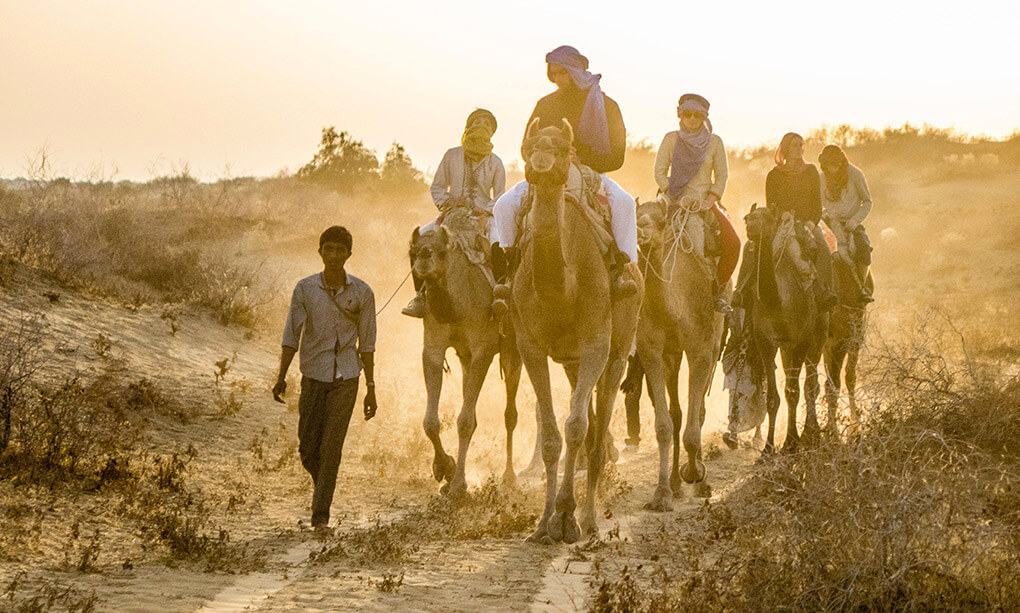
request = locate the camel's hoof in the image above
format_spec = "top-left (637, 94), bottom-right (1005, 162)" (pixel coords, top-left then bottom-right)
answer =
top-left (561, 515), bottom-right (581, 544)
top-left (518, 459), bottom-right (545, 482)
top-left (445, 479), bottom-right (468, 500)
top-left (824, 423), bottom-right (841, 442)
top-left (781, 438), bottom-right (799, 455)
top-left (501, 469), bottom-right (518, 490)
top-left (606, 442), bottom-right (620, 465)
top-left (802, 426), bottom-right (821, 447)
top-left (722, 432), bottom-right (739, 450)
top-left (680, 460), bottom-right (706, 484)
top-left (432, 453), bottom-right (456, 483)
top-left (693, 480), bottom-right (713, 499)
top-left (757, 444), bottom-right (775, 464)
top-left (670, 470), bottom-right (683, 496)
top-left (548, 511), bottom-right (565, 542)
top-left (439, 483), bottom-right (450, 495)
top-left (644, 496), bottom-right (673, 512)
top-left (526, 528), bottom-right (552, 545)
top-left (580, 515), bottom-right (598, 539)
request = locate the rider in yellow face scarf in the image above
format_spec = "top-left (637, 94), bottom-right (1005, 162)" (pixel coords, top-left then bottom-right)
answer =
top-left (462, 108), bottom-right (497, 163)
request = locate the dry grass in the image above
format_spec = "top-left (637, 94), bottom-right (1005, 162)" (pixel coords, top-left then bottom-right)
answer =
top-left (591, 314), bottom-right (1020, 612)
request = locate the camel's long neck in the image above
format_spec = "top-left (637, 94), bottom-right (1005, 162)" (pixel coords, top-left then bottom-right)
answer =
top-left (531, 181), bottom-right (567, 300)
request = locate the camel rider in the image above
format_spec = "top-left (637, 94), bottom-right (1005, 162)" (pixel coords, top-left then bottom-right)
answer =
top-left (653, 93), bottom-right (740, 312)
top-left (490, 45), bottom-right (637, 312)
top-left (403, 109), bottom-right (506, 318)
top-left (733, 132), bottom-right (836, 311)
top-left (819, 145), bottom-right (874, 304)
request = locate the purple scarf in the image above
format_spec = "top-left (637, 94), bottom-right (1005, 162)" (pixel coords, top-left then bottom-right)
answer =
top-left (668, 128), bottom-right (711, 201)
top-left (545, 46), bottom-right (611, 156)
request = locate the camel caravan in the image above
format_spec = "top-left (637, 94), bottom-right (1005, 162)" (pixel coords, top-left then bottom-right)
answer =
top-left (400, 46), bottom-right (876, 543)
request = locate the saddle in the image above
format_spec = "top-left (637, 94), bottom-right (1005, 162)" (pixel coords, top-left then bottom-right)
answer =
top-left (772, 212), bottom-right (816, 288)
top-left (440, 206), bottom-right (496, 287)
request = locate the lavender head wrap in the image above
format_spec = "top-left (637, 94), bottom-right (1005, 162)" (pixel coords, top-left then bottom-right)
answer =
top-left (668, 93), bottom-right (712, 201)
top-left (545, 45), bottom-right (611, 156)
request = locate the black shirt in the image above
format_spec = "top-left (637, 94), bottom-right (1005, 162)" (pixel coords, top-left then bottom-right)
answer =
top-left (523, 86), bottom-right (626, 173)
top-left (765, 164), bottom-right (822, 224)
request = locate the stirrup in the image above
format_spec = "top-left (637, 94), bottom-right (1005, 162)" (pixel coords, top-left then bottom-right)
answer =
top-left (491, 297), bottom-right (509, 318)
top-left (493, 283), bottom-right (511, 299)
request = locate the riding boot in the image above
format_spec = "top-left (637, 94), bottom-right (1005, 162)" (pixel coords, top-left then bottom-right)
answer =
top-left (402, 269), bottom-right (426, 318)
top-left (491, 245), bottom-right (514, 318)
top-left (611, 246), bottom-right (638, 297)
top-left (812, 228), bottom-right (837, 311)
top-left (856, 263), bottom-right (875, 304)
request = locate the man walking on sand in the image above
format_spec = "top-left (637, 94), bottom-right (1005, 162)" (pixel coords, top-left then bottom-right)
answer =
top-left (272, 225), bottom-right (378, 535)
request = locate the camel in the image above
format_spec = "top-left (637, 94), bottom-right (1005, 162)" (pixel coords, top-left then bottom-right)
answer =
top-left (632, 198), bottom-right (726, 511)
top-left (823, 258), bottom-right (868, 436)
top-left (511, 119), bottom-right (642, 544)
top-left (742, 205), bottom-right (829, 455)
top-left (409, 209), bottom-right (523, 498)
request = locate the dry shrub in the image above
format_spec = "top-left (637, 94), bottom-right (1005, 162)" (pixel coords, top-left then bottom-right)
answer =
top-left (594, 313), bottom-right (1020, 612)
top-left (117, 447), bottom-right (267, 573)
top-left (2, 572), bottom-right (99, 613)
top-left (0, 369), bottom-right (139, 485)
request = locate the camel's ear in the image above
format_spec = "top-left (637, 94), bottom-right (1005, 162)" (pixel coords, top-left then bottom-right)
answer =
top-left (561, 118), bottom-right (574, 144)
top-left (525, 117), bottom-right (541, 141)
top-left (750, 202), bottom-right (757, 212)
top-left (411, 226), bottom-right (421, 244)
top-left (440, 226), bottom-right (450, 248)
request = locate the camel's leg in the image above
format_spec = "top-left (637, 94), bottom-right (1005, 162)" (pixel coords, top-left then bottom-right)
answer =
top-left (551, 342), bottom-right (609, 544)
top-left (520, 342), bottom-right (560, 545)
top-left (423, 347), bottom-right (455, 485)
top-left (502, 350), bottom-right (523, 488)
top-left (681, 350), bottom-right (713, 498)
top-left (580, 351), bottom-right (628, 536)
top-left (447, 350), bottom-right (496, 498)
top-left (823, 344), bottom-right (844, 437)
top-left (667, 355), bottom-right (683, 496)
top-left (847, 341), bottom-right (861, 432)
top-left (640, 346), bottom-right (673, 512)
top-left (803, 359), bottom-right (821, 446)
top-left (781, 349), bottom-right (803, 454)
top-left (520, 401), bottom-right (546, 481)
top-left (762, 365), bottom-right (780, 459)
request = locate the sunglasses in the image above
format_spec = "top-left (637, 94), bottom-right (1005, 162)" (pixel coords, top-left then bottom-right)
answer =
top-left (679, 110), bottom-right (704, 119)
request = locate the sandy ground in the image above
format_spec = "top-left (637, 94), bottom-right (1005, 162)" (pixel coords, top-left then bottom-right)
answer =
top-left (0, 265), bottom-right (807, 612)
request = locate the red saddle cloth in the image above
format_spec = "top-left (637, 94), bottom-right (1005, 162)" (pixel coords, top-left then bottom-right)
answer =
top-left (714, 204), bottom-right (741, 284)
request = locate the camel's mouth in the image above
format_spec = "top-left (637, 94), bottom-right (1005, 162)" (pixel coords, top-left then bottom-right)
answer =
top-left (528, 150), bottom-right (556, 173)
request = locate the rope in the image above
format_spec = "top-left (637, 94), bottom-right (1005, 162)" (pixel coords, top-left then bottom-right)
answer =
top-left (641, 196), bottom-right (712, 284)
top-left (374, 269), bottom-right (413, 316)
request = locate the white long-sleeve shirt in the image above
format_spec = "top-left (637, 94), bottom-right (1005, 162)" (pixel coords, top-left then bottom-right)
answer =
top-left (653, 131), bottom-right (728, 202)
top-left (820, 164), bottom-right (872, 229)
top-left (429, 147), bottom-right (506, 214)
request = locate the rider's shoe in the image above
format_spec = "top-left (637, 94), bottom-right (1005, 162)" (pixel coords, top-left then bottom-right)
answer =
top-left (402, 292), bottom-right (425, 318)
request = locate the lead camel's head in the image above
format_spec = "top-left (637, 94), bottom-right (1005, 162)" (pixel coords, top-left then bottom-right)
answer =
top-left (522, 118), bottom-right (573, 187)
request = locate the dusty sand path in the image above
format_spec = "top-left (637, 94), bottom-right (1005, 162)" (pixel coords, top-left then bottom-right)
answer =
top-left (2, 273), bottom-right (765, 612)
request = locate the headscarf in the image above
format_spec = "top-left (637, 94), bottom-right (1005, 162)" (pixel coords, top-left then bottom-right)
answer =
top-left (668, 94), bottom-right (713, 201)
top-left (545, 45), bottom-right (611, 155)
top-left (461, 122), bottom-right (494, 163)
top-left (465, 108), bottom-right (497, 133)
top-left (774, 132), bottom-right (805, 171)
top-left (818, 145), bottom-right (849, 200)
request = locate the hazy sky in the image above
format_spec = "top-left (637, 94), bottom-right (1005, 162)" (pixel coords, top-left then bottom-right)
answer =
top-left (2, 0), bottom-right (1017, 181)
